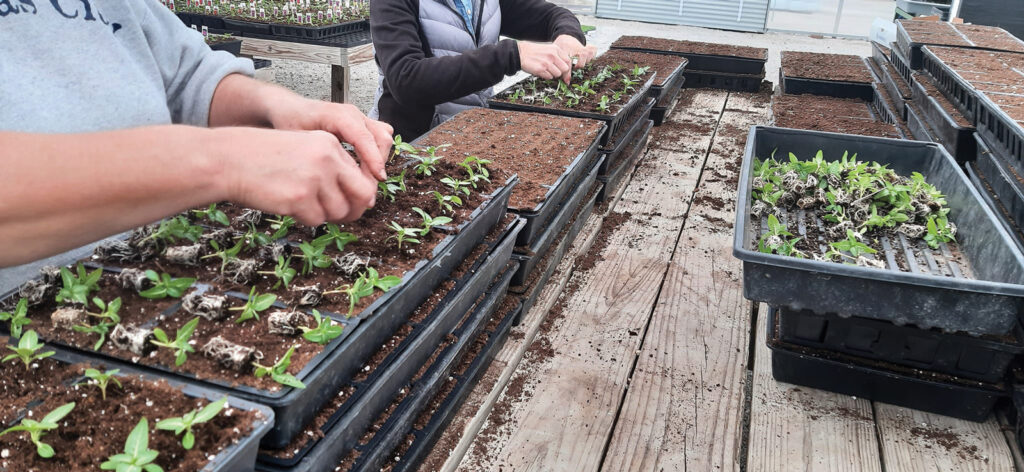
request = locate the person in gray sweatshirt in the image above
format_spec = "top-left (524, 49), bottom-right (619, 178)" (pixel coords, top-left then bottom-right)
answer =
top-left (0, 0), bottom-right (394, 267)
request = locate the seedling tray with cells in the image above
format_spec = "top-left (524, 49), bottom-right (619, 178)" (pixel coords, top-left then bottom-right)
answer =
top-left (911, 72), bottom-right (977, 163)
top-left (599, 97), bottom-right (654, 175)
top-left (766, 308), bottom-right (1007, 422)
top-left (966, 162), bottom-right (1024, 255)
top-left (256, 265), bottom-right (516, 472)
top-left (169, 0), bottom-right (370, 39)
top-left (255, 217), bottom-right (522, 467)
top-left (779, 51), bottom-right (875, 101)
top-left (489, 57), bottom-right (655, 147)
top-left (919, 46), bottom-right (979, 122)
top-left (734, 126), bottom-right (1024, 336)
top-left (976, 92), bottom-right (1024, 176)
top-left (972, 134), bottom-right (1024, 249)
top-left (598, 119), bottom-right (652, 203)
top-left (609, 35), bottom-right (767, 75)
top-left (591, 49), bottom-right (688, 121)
top-left (896, 20), bottom-right (1024, 69)
top-left (0, 345), bottom-right (273, 472)
top-left (0, 140), bottom-right (517, 448)
top-left (417, 107), bottom-right (605, 247)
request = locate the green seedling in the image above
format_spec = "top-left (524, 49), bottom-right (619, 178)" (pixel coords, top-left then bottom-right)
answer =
top-left (324, 274), bottom-right (375, 317)
top-left (0, 298), bottom-right (31, 339)
top-left (364, 267), bottom-right (401, 292)
top-left (239, 222), bottom-right (272, 249)
top-left (267, 215), bottom-right (296, 240)
top-left (253, 346), bottom-right (305, 389)
top-left (620, 75), bottom-right (638, 91)
top-left (56, 263), bottom-right (102, 305)
top-left (84, 368), bottom-right (122, 400)
top-left (298, 241), bottom-right (333, 275)
top-left (924, 215), bottom-right (957, 249)
top-left (73, 297), bottom-right (122, 350)
top-left (631, 64), bottom-right (651, 77)
top-left (313, 223), bottom-right (358, 252)
top-left (156, 397), bottom-right (227, 450)
top-left (229, 287), bottom-right (277, 324)
top-left (0, 402), bottom-right (75, 459)
top-left (258, 256), bottom-right (297, 290)
top-left (100, 418), bottom-right (162, 472)
top-left (390, 134), bottom-right (417, 162)
top-left (432, 191), bottom-right (463, 215)
top-left (412, 207), bottom-right (452, 236)
top-left (192, 203), bottom-right (230, 226)
top-left (596, 95), bottom-right (611, 113)
top-left (825, 230), bottom-right (878, 262)
top-left (411, 144), bottom-right (448, 176)
top-left (378, 169), bottom-right (408, 201)
top-left (201, 238), bottom-right (244, 273)
top-left (299, 310), bottom-right (343, 345)
top-left (138, 271), bottom-right (195, 299)
top-left (143, 216), bottom-right (202, 245)
top-left (3, 330), bottom-right (54, 370)
top-left (459, 157), bottom-right (490, 187)
top-left (757, 214), bottom-right (804, 258)
top-left (150, 317), bottom-right (200, 366)
top-left (387, 222), bottom-right (421, 249)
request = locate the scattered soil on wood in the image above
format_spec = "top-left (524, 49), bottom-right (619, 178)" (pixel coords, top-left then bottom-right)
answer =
top-left (612, 35), bottom-right (767, 60)
top-left (781, 51), bottom-right (874, 84)
top-left (575, 211), bottom-right (632, 274)
top-left (595, 49), bottom-right (688, 87)
top-left (420, 108), bottom-right (603, 210)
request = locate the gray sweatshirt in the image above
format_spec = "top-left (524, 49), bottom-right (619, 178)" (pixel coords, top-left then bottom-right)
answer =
top-left (0, 0), bottom-right (255, 133)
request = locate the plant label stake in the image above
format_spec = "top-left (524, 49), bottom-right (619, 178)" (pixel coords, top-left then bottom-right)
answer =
top-left (213, 5), bottom-right (218, 14)
top-left (201, 25), bottom-right (208, 37)
top-left (305, 12), bottom-right (311, 23)
top-left (273, 5), bottom-right (279, 15)
top-left (169, 0), bottom-right (175, 10)
top-left (327, 8), bottom-right (333, 19)
top-left (250, 5), bottom-right (256, 16)
top-left (317, 9), bottom-right (323, 21)
top-left (260, 7), bottom-right (265, 18)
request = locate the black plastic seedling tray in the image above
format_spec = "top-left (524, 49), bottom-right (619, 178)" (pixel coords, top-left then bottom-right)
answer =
top-left (0, 177), bottom-right (518, 449)
top-left (875, 56), bottom-right (911, 120)
top-left (871, 83), bottom-right (900, 126)
top-left (269, 19), bottom-right (367, 40)
top-left (734, 126), bottom-right (1024, 335)
top-left (906, 102), bottom-right (937, 142)
top-left (779, 69), bottom-right (875, 101)
top-left (871, 41), bottom-right (890, 63)
top-left (920, 46), bottom-right (979, 123)
top-left (243, 29), bottom-right (371, 48)
top-left (972, 135), bottom-right (1024, 245)
top-left (223, 17), bottom-right (272, 35)
top-left (976, 92), bottom-right (1024, 177)
top-left (488, 76), bottom-right (654, 147)
top-left (255, 217), bottom-right (523, 467)
top-left (386, 299), bottom-right (522, 472)
top-left (776, 306), bottom-right (1024, 383)
top-left (50, 350), bottom-right (275, 472)
top-left (255, 265), bottom-right (517, 472)
top-left (511, 158), bottom-right (603, 286)
top-left (911, 74), bottom-right (976, 163)
top-left (510, 127), bottom-right (604, 247)
top-left (683, 69), bottom-right (762, 93)
top-left (600, 98), bottom-right (655, 175)
top-left (645, 58), bottom-right (688, 105)
top-left (177, 12), bottom-right (230, 31)
top-left (896, 21), bottom-right (1024, 71)
top-left (889, 42), bottom-right (915, 87)
top-left (967, 163), bottom-right (1024, 256)
top-left (767, 308), bottom-right (1006, 422)
top-left (209, 38), bottom-right (243, 56)
top-left (610, 46), bottom-right (766, 76)
top-left (598, 120), bottom-right (652, 203)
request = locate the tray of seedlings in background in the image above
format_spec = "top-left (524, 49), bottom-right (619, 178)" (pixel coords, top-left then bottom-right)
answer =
top-left (766, 308), bottom-right (1006, 422)
top-left (600, 98), bottom-right (655, 175)
top-left (0, 139), bottom-right (517, 448)
top-left (418, 107), bottom-right (605, 248)
top-left (511, 157), bottom-right (603, 286)
top-left (977, 92), bottom-right (1024, 176)
top-left (911, 72), bottom-right (977, 163)
top-left (610, 35), bottom-right (767, 75)
top-left (254, 216), bottom-right (522, 467)
top-left (590, 49), bottom-right (687, 125)
top-left (779, 51), bottom-right (875, 101)
top-left (896, 19), bottom-right (1024, 69)
top-left (379, 297), bottom-right (522, 472)
top-left (175, 11), bottom-right (230, 31)
top-left (257, 265), bottom-right (517, 472)
top-left (0, 343), bottom-right (273, 472)
top-left (970, 134), bottom-right (1024, 250)
top-left (598, 119), bottom-right (652, 203)
top-left (489, 55), bottom-right (655, 147)
top-left (776, 306), bottom-right (1024, 383)
top-left (734, 126), bottom-right (1024, 336)
top-left (166, 0), bottom-right (370, 39)
top-left (205, 33), bottom-right (243, 55)
top-left (919, 46), bottom-right (980, 122)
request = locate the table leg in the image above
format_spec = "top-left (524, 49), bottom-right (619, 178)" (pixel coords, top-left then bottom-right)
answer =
top-left (331, 64), bottom-right (350, 103)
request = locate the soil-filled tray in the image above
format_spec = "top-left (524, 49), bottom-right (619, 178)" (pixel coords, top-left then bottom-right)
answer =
top-left (598, 120), bottom-right (652, 203)
top-left (779, 52), bottom-right (875, 101)
top-left (977, 92), bottom-right (1024, 176)
top-left (650, 75), bottom-right (685, 127)
top-left (382, 297), bottom-right (522, 472)
top-left (907, 101), bottom-right (938, 142)
top-left (889, 42), bottom-right (915, 86)
top-left (734, 126), bottom-right (1024, 335)
top-left (772, 94), bottom-right (901, 139)
top-left (600, 98), bottom-right (655, 174)
top-left (896, 19), bottom-right (1024, 69)
top-left (967, 163), bottom-right (1024, 255)
top-left (871, 83), bottom-right (900, 127)
top-left (489, 53), bottom-right (656, 147)
top-left (511, 157), bottom-right (603, 286)
top-left (920, 46), bottom-right (979, 123)
top-left (972, 134), bottom-right (1024, 246)
top-left (269, 18), bottom-right (368, 40)
top-left (208, 36), bottom-right (243, 56)
top-left (780, 72), bottom-right (875, 102)
top-left (610, 36), bottom-right (767, 75)
top-left (911, 72), bottom-right (976, 162)
top-left (683, 69), bottom-right (762, 93)
top-left (874, 55), bottom-right (913, 120)
top-left (767, 308), bottom-right (1007, 422)
top-left (872, 41), bottom-right (891, 63)
top-left (591, 49), bottom-right (688, 105)
top-left (418, 108), bottom-right (605, 248)
top-left (242, 28), bottom-right (371, 48)
top-left (776, 306), bottom-right (1024, 383)
top-left (1, 348), bottom-right (273, 472)
top-left (223, 17), bottom-right (272, 35)
top-left (255, 265), bottom-right (516, 472)
top-left (255, 218), bottom-right (521, 467)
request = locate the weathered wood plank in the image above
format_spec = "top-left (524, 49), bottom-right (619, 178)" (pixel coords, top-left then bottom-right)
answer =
top-left (239, 37), bottom-right (373, 66)
top-left (331, 65), bottom-right (350, 103)
top-left (746, 303), bottom-right (882, 472)
top-left (875, 402), bottom-right (1015, 471)
top-left (452, 90), bottom-right (731, 472)
top-left (600, 91), bottom-right (771, 472)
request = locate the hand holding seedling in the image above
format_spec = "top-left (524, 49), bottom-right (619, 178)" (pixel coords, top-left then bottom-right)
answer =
top-left (518, 41), bottom-right (573, 82)
top-left (553, 34), bottom-right (596, 75)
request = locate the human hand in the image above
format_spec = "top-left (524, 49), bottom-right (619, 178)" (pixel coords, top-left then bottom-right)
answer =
top-left (553, 34), bottom-right (596, 75)
top-left (518, 41), bottom-right (572, 82)
top-left (214, 127), bottom-right (379, 225)
top-left (268, 99), bottom-right (393, 182)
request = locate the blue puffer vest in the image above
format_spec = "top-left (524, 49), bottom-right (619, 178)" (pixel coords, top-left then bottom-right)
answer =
top-left (370, 0), bottom-right (502, 126)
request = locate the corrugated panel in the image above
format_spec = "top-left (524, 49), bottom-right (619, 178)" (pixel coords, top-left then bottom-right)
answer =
top-left (595, 0), bottom-right (768, 32)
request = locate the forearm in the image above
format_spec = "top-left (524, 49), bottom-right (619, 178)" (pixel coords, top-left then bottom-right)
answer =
top-left (208, 73), bottom-right (288, 128)
top-left (0, 127), bottom-right (227, 266)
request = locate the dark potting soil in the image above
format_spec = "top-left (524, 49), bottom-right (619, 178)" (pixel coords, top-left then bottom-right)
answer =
top-left (259, 385), bottom-right (356, 460)
top-left (986, 92), bottom-right (1024, 123)
top-left (881, 56), bottom-right (913, 98)
top-left (378, 433), bottom-right (417, 472)
top-left (355, 386), bottom-right (411, 448)
top-left (594, 49), bottom-right (687, 87)
top-left (420, 108), bottom-right (604, 210)
top-left (900, 20), bottom-right (1024, 53)
top-left (354, 324), bottom-right (415, 383)
top-left (411, 334), bottom-right (458, 385)
top-left (611, 35), bottom-right (767, 60)
top-left (927, 46), bottom-right (1024, 95)
top-left (0, 356), bottom-right (259, 472)
top-left (491, 58), bottom-right (655, 115)
top-left (781, 51), bottom-right (874, 84)
top-left (772, 94), bottom-right (901, 139)
top-left (913, 72), bottom-right (972, 127)
top-left (956, 23), bottom-right (1024, 53)
top-left (409, 280), bottom-right (455, 324)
